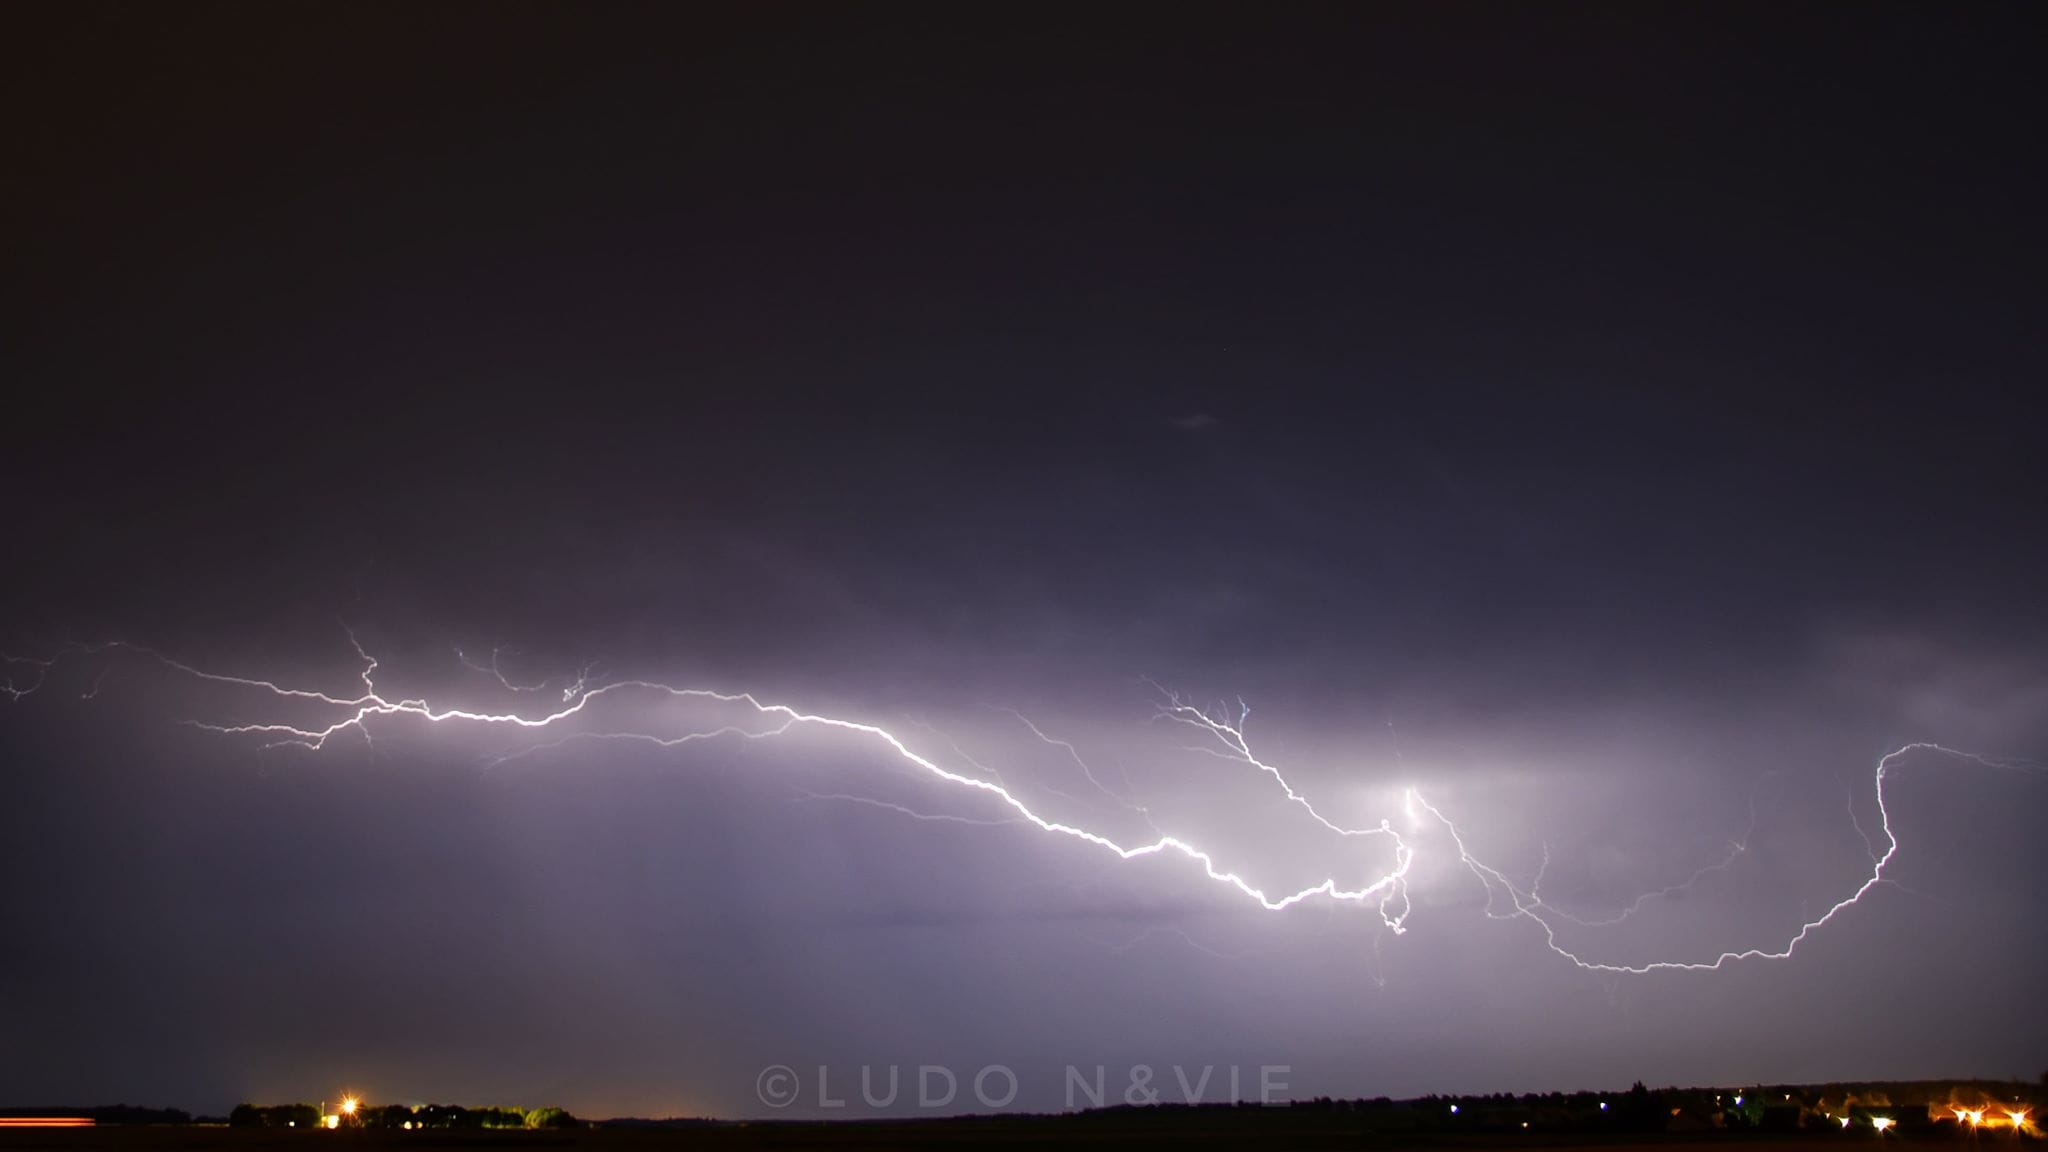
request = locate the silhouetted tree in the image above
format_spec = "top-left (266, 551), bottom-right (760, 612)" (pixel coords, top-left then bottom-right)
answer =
top-left (228, 1103), bottom-right (319, 1129)
top-left (1618, 1081), bottom-right (1665, 1133)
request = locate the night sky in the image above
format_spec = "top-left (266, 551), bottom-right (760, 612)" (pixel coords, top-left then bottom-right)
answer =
top-left (3, 2), bottom-right (2045, 1120)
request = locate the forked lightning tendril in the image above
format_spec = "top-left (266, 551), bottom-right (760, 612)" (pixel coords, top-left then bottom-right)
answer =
top-left (3, 638), bottom-right (2029, 976)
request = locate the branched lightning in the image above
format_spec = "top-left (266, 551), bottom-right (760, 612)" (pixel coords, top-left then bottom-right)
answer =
top-left (1528, 777), bottom-right (1766, 929)
top-left (786, 787), bottom-right (1030, 828)
top-left (998, 705), bottom-right (1152, 819)
top-left (13, 641), bottom-right (1414, 921)
top-left (456, 645), bottom-right (598, 703)
top-left (1842, 771), bottom-right (1883, 865)
top-left (2, 652), bottom-right (57, 701)
top-left (1530, 838), bottom-right (1748, 929)
top-left (1411, 742), bottom-right (2024, 973)
top-left (1152, 687), bottom-right (1395, 842)
top-left (2, 638), bottom-right (2033, 977)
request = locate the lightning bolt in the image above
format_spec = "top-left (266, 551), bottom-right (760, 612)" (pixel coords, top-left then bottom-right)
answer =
top-left (12, 640), bottom-right (1415, 924)
top-left (1411, 742), bottom-right (2027, 973)
top-left (3, 638), bottom-right (2032, 977)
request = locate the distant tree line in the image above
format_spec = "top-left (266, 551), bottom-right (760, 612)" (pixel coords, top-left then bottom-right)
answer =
top-left (227, 1104), bottom-right (318, 1128)
top-left (227, 1102), bottom-right (578, 1129)
top-left (1288, 1078), bottom-right (2046, 1137)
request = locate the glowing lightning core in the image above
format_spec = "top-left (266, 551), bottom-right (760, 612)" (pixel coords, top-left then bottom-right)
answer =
top-left (2, 639), bottom-right (2029, 977)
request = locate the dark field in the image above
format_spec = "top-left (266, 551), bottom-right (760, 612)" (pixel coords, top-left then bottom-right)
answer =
top-left (0, 1123), bottom-right (2023, 1152)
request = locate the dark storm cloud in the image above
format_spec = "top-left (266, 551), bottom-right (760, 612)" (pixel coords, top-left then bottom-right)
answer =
top-left (2, 1), bottom-right (2044, 1119)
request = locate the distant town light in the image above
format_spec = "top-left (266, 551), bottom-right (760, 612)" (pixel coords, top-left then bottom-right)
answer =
top-left (2009, 1112), bottom-right (2028, 1127)
top-left (1841, 1118), bottom-right (1853, 1129)
top-left (340, 1098), bottom-right (358, 1116)
top-left (1872, 1117), bottom-right (1894, 1132)
top-left (1733, 1096), bottom-right (1743, 1107)
top-left (1599, 1102), bottom-right (1608, 1111)
top-left (1449, 1105), bottom-right (1459, 1115)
